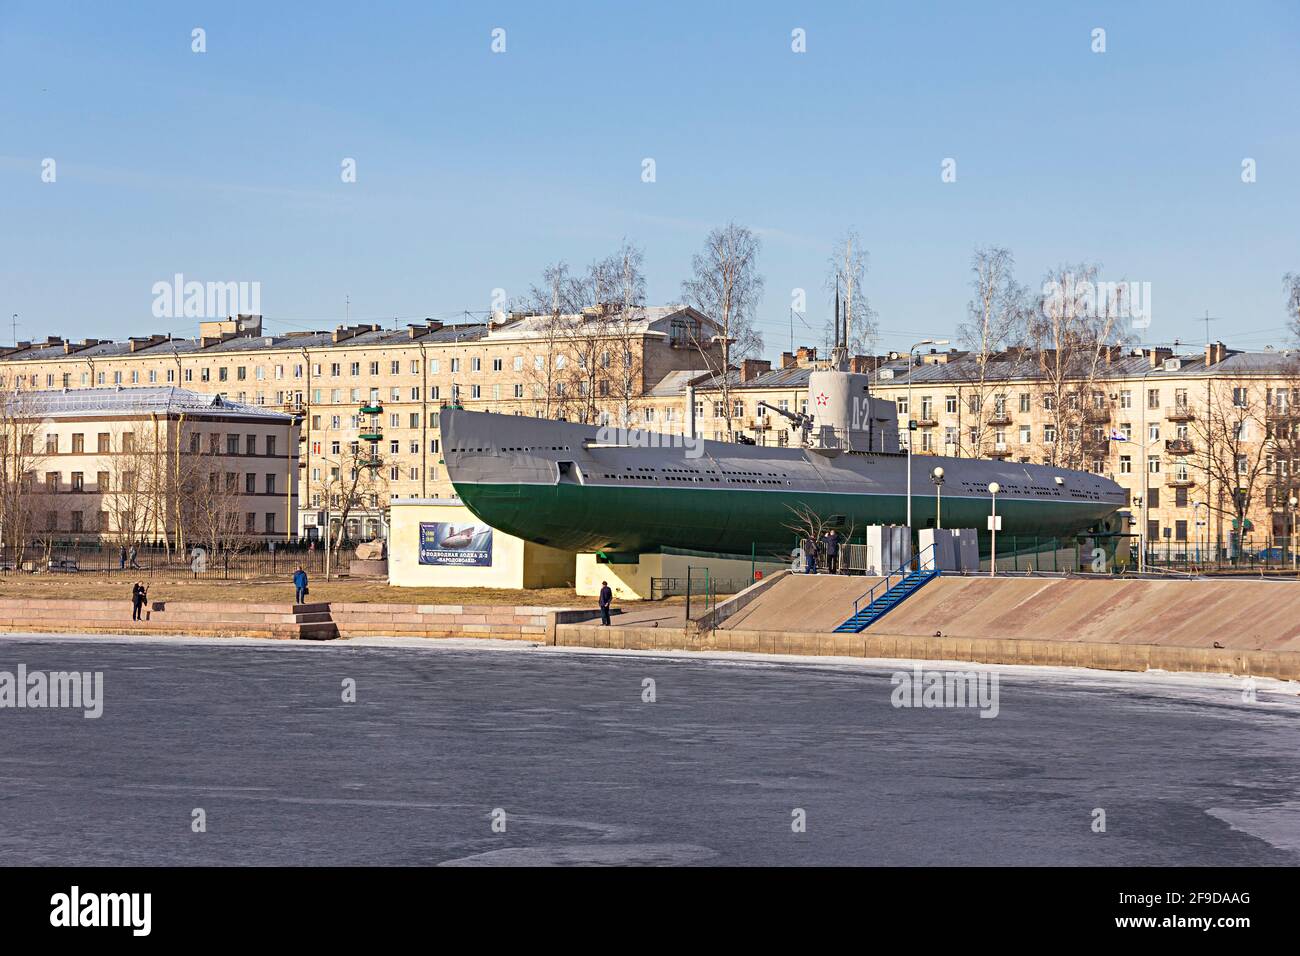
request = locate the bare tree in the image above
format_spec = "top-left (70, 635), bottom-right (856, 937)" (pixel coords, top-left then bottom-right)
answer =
top-left (1286, 272), bottom-right (1300, 343)
top-left (1026, 262), bottom-right (1130, 470)
top-left (178, 433), bottom-right (253, 556)
top-left (825, 228), bottom-right (877, 354)
top-left (1188, 378), bottom-right (1272, 559)
top-left (522, 261), bottom-right (579, 420)
top-left (1263, 361), bottom-right (1300, 548)
top-left (105, 420), bottom-right (171, 549)
top-left (605, 240), bottom-right (647, 426)
top-left (0, 390), bottom-right (49, 567)
top-left (680, 222), bottom-right (765, 440)
top-left (952, 247), bottom-right (1030, 458)
top-left (321, 444), bottom-right (389, 572)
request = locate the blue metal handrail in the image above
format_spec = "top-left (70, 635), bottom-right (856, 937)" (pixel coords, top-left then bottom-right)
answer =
top-left (848, 543), bottom-right (937, 618)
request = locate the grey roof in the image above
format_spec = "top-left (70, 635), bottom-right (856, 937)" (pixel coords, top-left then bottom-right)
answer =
top-left (3, 387), bottom-right (294, 421)
top-left (0, 324), bottom-right (491, 363)
top-left (871, 348), bottom-right (1300, 387)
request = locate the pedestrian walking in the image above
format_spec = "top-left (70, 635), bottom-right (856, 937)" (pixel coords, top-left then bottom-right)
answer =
top-left (127, 545), bottom-right (139, 570)
top-left (119, 545), bottom-right (127, 570)
top-left (826, 529), bottom-right (840, 574)
top-left (800, 536), bottom-right (815, 574)
top-left (131, 581), bottom-right (147, 621)
top-left (598, 580), bottom-right (613, 626)
top-left (293, 566), bottom-right (309, 604)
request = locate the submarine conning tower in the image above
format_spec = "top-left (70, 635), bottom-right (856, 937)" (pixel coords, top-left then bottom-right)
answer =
top-left (805, 364), bottom-right (902, 453)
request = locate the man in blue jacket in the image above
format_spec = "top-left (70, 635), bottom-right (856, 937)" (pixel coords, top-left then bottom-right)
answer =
top-left (293, 566), bottom-right (309, 604)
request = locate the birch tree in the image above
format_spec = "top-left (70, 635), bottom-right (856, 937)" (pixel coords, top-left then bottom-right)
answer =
top-left (1027, 262), bottom-right (1129, 470)
top-left (1188, 378), bottom-right (1272, 559)
top-left (824, 229), bottom-right (877, 354)
top-left (953, 247), bottom-right (1030, 458)
top-left (681, 222), bottom-right (765, 440)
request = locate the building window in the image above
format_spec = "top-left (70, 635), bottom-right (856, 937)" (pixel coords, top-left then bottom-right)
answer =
top-left (264, 513), bottom-right (276, 534)
top-left (71, 472), bottom-right (84, 492)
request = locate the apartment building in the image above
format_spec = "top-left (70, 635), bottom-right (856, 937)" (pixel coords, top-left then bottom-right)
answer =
top-left (0, 387), bottom-right (299, 546)
top-left (0, 308), bottom-right (721, 539)
top-left (642, 342), bottom-right (1300, 559)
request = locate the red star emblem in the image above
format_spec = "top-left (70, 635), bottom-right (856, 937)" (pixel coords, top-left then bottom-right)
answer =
top-left (815, 392), bottom-right (828, 407)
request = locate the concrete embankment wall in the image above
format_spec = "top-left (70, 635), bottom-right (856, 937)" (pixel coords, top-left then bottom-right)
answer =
top-left (0, 598), bottom-right (581, 641)
top-left (553, 623), bottom-right (1300, 680)
top-left (847, 576), bottom-right (1300, 653)
top-left (0, 598), bottom-right (337, 639)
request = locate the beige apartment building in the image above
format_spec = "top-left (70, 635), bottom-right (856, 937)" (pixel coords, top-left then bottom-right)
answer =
top-left (642, 342), bottom-right (1300, 560)
top-left (0, 387), bottom-right (299, 548)
top-left (0, 308), bottom-right (720, 540)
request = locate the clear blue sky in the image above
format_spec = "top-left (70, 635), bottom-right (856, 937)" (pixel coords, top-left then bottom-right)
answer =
top-left (2, 0), bottom-right (1297, 357)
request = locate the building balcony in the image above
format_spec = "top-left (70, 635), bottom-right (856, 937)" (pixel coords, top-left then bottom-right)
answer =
top-left (1083, 406), bottom-right (1111, 423)
top-left (915, 416), bottom-right (939, 428)
top-left (985, 413), bottom-right (1012, 426)
top-left (1165, 404), bottom-right (1195, 422)
top-left (1165, 475), bottom-right (1196, 488)
top-left (1165, 438), bottom-right (1195, 456)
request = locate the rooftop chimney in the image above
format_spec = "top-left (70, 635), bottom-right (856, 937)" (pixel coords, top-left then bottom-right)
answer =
top-left (1205, 341), bottom-right (1228, 366)
top-left (780, 351), bottom-right (796, 369)
top-left (1145, 347), bottom-right (1173, 368)
top-left (739, 358), bottom-right (771, 382)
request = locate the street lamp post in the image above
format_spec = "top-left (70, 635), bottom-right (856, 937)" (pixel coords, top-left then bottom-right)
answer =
top-left (906, 338), bottom-right (949, 533)
top-left (931, 466), bottom-right (945, 529)
top-left (988, 481), bottom-right (1000, 577)
top-left (1193, 500), bottom-right (1209, 570)
top-left (1291, 496), bottom-right (1298, 572)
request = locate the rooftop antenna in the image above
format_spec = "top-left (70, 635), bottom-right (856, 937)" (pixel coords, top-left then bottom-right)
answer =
top-left (10, 313), bottom-right (16, 348)
top-left (1199, 310), bottom-right (1224, 347)
top-left (345, 294), bottom-right (350, 324)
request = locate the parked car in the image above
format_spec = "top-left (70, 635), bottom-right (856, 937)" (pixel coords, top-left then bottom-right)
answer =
top-left (45, 558), bottom-right (79, 573)
top-left (1253, 547), bottom-right (1287, 562)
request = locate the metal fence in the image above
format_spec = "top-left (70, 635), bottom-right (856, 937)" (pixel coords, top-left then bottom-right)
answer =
top-left (650, 575), bottom-right (751, 602)
top-left (0, 541), bottom-right (350, 580)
